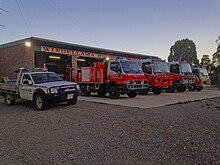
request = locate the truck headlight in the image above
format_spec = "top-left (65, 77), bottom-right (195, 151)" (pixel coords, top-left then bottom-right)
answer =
top-left (76, 85), bottom-right (80, 90)
top-left (50, 88), bottom-right (58, 94)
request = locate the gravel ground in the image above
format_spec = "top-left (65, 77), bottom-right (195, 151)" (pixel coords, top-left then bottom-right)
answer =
top-left (0, 97), bottom-right (220, 165)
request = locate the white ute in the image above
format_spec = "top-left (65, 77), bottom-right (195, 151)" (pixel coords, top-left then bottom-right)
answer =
top-left (0, 68), bottom-right (80, 110)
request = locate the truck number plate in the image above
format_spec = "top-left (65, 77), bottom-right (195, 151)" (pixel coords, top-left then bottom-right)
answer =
top-left (67, 94), bottom-right (74, 99)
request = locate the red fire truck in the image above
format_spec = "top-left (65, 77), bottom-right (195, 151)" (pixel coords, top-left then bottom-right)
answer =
top-left (75, 57), bottom-right (149, 99)
top-left (137, 59), bottom-right (173, 94)
top-left (167, 61), bottom-right (194, 92)
top-left (191, 66), bottom-right (211, 91)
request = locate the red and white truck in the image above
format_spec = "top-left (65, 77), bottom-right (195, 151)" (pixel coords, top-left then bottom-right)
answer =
top-left (75, 57), bottom-right (149, 99)
top-left (138, 59), bottom-right (172, 94)
top-left (137, 59), bottom-right (173, 94)
top-left (167, 61), bottom-right (195, 92)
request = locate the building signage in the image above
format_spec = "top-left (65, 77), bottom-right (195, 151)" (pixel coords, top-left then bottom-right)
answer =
top-left (41, 46), bottom-right (108, 59)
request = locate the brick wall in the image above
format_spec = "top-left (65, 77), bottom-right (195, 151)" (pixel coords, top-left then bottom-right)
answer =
top-left (71, 55), bottom-right (77, 76)
top-left (0, 44), bottom-right (34, 79)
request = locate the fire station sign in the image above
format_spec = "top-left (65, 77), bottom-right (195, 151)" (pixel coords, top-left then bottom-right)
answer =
top-left (41, 46), bottom-right (107, 59)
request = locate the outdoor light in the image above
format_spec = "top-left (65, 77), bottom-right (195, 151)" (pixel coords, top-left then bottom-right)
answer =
top-left (106, 57), bottom-right (110, 61)
top-left (25, 41), bottom-right (31, 47)
top-left (49, 56), bottom-right (61, 60)
top-left (77, 58), bottom-right (86, 62)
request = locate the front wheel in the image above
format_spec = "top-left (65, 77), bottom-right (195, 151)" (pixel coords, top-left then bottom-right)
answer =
top-left (108, 86), bottom-right (120, 99)
top-left (34, 94), bottom-right (47, 110)
top-left (152, 87), bottom-right (162, 95)
top-left (67, 97), bottom-right (78, 105)
top-left (127, 90), bottom-right (137, 98)
top-left (4, 94), bottom-right (15, 106)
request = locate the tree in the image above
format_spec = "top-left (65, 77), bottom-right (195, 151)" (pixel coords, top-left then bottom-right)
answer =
top-left (215, 35), bottom-right (220, 47)
top-left (212, 39), bottom-right (220, 67)
top-left (200, 55), bottom-right (211, 73)
top-left (210, 37), bottom-right (220, 85)
top-left (168, 38), bottom-right (199, 65)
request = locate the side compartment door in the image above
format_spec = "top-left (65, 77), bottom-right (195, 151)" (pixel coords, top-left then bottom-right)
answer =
top-left (19, 74), bottom-right (34, 100)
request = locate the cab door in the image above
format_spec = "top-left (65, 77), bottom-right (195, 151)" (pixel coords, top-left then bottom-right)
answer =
top-left (19, 74), bottom-right (34, 100)
top-left (107, 61), bottom-right (123, 83)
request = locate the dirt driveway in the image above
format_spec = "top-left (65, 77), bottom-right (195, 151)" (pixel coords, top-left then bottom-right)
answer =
top-left (0, 91), bottom-right (219, 164)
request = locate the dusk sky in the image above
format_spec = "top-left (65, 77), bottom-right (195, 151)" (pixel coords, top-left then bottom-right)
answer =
top-left (0, 0), bottom-right (219, 60)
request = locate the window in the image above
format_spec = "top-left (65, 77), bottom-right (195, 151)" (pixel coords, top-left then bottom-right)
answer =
top-left (110, 62), bottom-right (121, 73)
top-left (31, 73), bottom-right (63, 84)
top-left (22, 74), bottom-right (32, 84)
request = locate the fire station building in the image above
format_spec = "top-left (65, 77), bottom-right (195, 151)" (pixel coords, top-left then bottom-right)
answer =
top-left (0, 37), bottom-right (156, 80)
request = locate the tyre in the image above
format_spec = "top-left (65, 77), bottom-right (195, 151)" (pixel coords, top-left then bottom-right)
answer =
top-left (138, 89), bottom-right (149, 95)
top-left (67, 97), bottom-right (78, 105)
top-left (108, 86), bottom-right (120, 99)
top-left (176, 85), bottom-right (186, 92)
top-left (196, 86), bottom-right (203, 91)
top-left (4, 94), bottom-right (15, 106)
top-left (81, 85), bottom-right (91, 96)
top-left (188, 85), bottom-right (196, 91)
top-left (152, 87), bottom-right (162, 95)
top-left (127, 90), bottom-right (137, 98)
top-left (34, 94), bottom-right (47, 110)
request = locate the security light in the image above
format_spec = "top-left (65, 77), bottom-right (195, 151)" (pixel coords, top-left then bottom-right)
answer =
top-left (25, 41), bottom-right (31, 47)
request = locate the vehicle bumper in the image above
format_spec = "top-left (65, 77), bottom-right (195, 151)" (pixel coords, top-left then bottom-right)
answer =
top-left (44, 91), bottom-right (80, 101)
top-left (180, 78), bottom-right (195, 86)
top-left (120, 83), bottom-right (149, 91)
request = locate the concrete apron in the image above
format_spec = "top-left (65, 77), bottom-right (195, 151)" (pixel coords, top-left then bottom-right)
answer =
top-left (79, 89), bottom-right (220, 109)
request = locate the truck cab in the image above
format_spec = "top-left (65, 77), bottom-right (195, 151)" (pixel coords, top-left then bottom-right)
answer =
top-left (137, 59), bottom-right (172, 95)
top-left (167, 61), bottom-right (194, 92)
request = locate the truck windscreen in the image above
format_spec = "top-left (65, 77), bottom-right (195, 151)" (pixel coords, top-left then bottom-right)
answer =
top-left (180, 63), bottom-right (192, 73)
top-left (199, 68), bottom-right (209, 77)
top-left (121, 61), bottom-right (143, 74)
top-left (153, 61), bottom-right (169, 73)
top-left (31, 73), bottom-right (63, 84)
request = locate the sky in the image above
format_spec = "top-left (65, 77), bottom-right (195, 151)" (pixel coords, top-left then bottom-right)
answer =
top-left (0, 0), bottom-right (219, 61)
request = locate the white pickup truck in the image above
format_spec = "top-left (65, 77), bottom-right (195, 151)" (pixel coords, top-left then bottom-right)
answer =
top-left (0, 68), bottom-right (80, 110)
